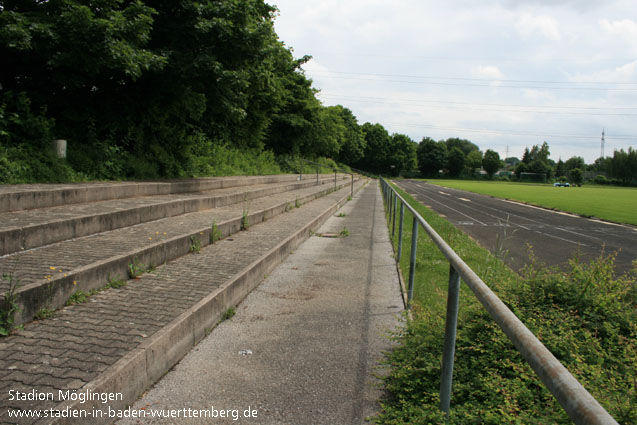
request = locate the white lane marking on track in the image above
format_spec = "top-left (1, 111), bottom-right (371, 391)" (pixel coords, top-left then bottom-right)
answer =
top-left (424, 194), bottom-right (487, 226)
top-left (555, 227), bottom-right (602, 241)
top-left (438, 191), bottom-right (450, 196)
top-left (534, 230), bottom-right (589, 247)
top-left (458, 198), bottom-right (471, 202)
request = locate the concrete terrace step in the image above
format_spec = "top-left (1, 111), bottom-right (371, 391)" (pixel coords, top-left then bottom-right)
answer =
top-left (0, 175), bottom-right (307, 213)
top-left (0, 179), bottom-right (368, 425)
top-left (0, 178), bottom-right (359, 326)
top-left (0, 175), bottom-right (350, 256)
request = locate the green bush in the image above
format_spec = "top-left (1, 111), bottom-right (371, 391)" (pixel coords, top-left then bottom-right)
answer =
top-left (595, 175), bottom-right (609, 185)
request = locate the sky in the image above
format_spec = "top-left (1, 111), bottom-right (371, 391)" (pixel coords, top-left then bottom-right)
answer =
top-left (271, 0), bottom-right (637, 164)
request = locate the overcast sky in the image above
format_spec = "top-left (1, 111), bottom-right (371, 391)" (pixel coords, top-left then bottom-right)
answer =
top-left (272, 0), bottom-right (637, 163)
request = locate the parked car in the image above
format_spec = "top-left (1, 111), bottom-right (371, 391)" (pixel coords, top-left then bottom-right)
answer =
top-left (553, 182), bottom-right (570, 187)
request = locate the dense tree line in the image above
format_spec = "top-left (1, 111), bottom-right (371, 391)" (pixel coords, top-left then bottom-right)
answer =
top-left (0, 0), bottom-right (419, 182)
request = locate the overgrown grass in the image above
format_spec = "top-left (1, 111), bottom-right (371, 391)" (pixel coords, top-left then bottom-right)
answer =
top-left (424, 179), bottom-right (637, 225)
top-left (376, 183), bottom-right (636, 424)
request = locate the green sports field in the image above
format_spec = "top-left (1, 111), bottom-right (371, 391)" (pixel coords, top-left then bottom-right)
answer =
top-left (422, 180), bottom-right (637, 226)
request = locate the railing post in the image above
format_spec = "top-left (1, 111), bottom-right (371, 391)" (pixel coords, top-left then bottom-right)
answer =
top-left (316, 165), bottom-right (319, 185)
top-left (440, 264), bottom-right (461, 415)
top-left (334, 171), bottom-right (337, 190)
top-left (392, 195), bottom-right (397, 237)
top-left (407, 216), bottom-right (418, 307)
top-left (384, 182), bottom-right (388, 208)
top-left (397, 202), bottom-right (404, 261)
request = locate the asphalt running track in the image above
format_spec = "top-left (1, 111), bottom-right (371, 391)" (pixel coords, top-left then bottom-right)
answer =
top-left (394, 180), bottom-right (637, 276)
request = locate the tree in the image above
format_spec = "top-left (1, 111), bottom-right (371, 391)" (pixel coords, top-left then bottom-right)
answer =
top-left (565, 156), bottom-right (586, 172)
top-left (528, 159), bottom-right (549, 176)
top-left (447, 147), bottom-right (465, 177)
top-left (445, 138), bottom-right (480, 156)
top-left (591, 156), bottom-right (611, 172)
top-left (482, 149), bottom-right (501, 178)
top-left (518, 142), bottom-right (552, 180)
top-left (388, 133), bottom-right (417, 176)
top-left (334, 106), bottom-right (365, 165)
top-left (1, 0), bottom-right (335, 180)
top-left (555, 159), bottom-right (566, 178)
top-left (358, 122), bottom-right (391, 175)
top-left (466, 150), bottom-right (483, 175)
top-left (307, 106), bottom-right (345, 158)
top-left (570, 168), bottom-right (583, 185)
top-left (417, 137), bottom-right (447, 177)
top-left (608, 147), bottom-right (637, 184)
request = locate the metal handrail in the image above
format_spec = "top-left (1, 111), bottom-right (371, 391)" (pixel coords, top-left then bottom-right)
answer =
top-left (379, 177), bottom-right (618, 425)
top-left (292, 157), bottom-right (355, 197)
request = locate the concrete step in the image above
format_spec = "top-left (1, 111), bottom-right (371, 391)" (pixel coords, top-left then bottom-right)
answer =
top-left (0, 178), bottom-right (368, 425)
top-left (0, 178), bottom-right (359, 326)
top-left (0, 175), bottom-right (305, 213)
top-left (0, 175), bottom-right (350, 256)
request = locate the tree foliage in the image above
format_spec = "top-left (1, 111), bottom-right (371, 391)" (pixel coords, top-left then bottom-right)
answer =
top-left (0, 0), bottom-right (366, 181)
top-left (565, 156), bottom-right (586, 172)
top-left (445, 137), bottom-right (479, 156)
top-left (482, 149), bottom-right (501, 177)
top-left (608, 148), bottom-right (637, 184)
top-left (465, 150), bottom-right (483, 174)
top-left (447, 147), bottom-right (465, 177)
top-left (417, 137), bottom-right (447, 177)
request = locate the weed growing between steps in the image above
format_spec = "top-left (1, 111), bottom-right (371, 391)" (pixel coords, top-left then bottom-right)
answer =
top-left (376, 183), bottom-right (636, 424)
top-left (241, 209), bottom-right (249, 231)
top-left (128, 257), bottom-right (148, 279)
top-left (221, 307), bottom-right (236, 322)
top-left (210, 220), bottom-right (222, 244)
top-left (0, 268), bottom-right (21, 336)
top-left (34, 308), bottom-right (55, 320)
top-left (190, 235), bottom-right (202, 254)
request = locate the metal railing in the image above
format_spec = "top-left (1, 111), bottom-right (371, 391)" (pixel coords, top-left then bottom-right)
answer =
top-left (293, 157), bottom-right (355, 198)
top-left (379, 177), bottom-right (618, 425)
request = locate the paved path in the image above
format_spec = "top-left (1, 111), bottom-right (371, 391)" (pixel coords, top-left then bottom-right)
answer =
top-left (0, 181), bottom-right (364, 424)
top-left (118, 183), bottom-right (404, 425)
top-left (395, 180), bottom-right (637, 274)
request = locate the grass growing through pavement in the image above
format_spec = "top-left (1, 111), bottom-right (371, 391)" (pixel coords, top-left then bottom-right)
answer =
top-left (376, 182), bottom-right (636, 424)
top-left (422, 179), bottom-right (637, 225)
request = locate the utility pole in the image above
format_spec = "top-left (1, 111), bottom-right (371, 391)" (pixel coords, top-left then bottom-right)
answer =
top-left (601, 129), bottom-right (605, 158)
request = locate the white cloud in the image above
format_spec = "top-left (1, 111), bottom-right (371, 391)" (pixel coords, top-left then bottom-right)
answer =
top-left (472, 66), bottom-right (504, 80)
top-left (600, 18), bottom-right (637, 37)
top-left (516, 14), bottom-right (562, 40)
top-left (570, 60), bottom-right (637, 83)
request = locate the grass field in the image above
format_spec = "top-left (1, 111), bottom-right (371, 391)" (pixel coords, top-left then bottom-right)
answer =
top-left (421, 179), bottom-right (637, 226)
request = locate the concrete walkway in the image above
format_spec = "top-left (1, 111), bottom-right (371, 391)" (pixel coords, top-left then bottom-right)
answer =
top-left (118, 183), bottom-right (404, 424)
top-left (1, 180), bottom-right (360, 425)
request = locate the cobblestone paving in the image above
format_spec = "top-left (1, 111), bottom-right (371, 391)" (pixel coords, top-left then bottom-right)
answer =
top-left (0, 181), bottom-right (347, 294)
top-left (0, 178), bottom-right (337, 232)
top-left (0, 183), bottom-right (361, 424)
top-left (0, 175), bottom-right (298, 195)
